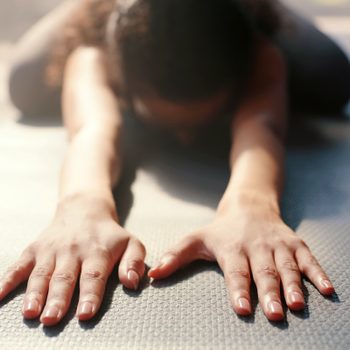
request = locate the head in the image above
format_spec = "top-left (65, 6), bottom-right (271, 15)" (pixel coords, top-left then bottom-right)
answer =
top-left (106, 0), bottom-right (255, 129)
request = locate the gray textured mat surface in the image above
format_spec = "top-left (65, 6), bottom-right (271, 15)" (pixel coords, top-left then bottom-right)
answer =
top-left (1, 1), bottom-right (350, 349)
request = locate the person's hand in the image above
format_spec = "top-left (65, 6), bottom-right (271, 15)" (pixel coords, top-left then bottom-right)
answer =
top-left (0, 195), bottom-right (146, 326)
top-left (148, 205), bottom-right (334, 321)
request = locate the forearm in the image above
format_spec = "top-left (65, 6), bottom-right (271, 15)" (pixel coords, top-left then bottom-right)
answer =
top-left (218, 38), bottom-right (287, 216)
top-left (56, 47), bottom-right (123, 218)
top-left (58, 124), bottom-right (121, 212)
top-left (218, 122), bottom-right (285, 215)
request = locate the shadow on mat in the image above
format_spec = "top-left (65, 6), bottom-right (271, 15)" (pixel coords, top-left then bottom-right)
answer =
top-left (16, 109), bottom-right (350, 230)
top-left (143, 117), bottom-right (349, 231)
top-left (17, 112), bottom-right (63, 128)
top-left (281, 118), bottom-right (350, 230)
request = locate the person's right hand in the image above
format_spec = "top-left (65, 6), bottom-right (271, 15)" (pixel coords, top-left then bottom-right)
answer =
top-left (0, 195), bottom-right (146, 326)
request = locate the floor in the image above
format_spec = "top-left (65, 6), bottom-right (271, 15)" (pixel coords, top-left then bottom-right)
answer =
top-left (0, 1), bottom-right (350, 349)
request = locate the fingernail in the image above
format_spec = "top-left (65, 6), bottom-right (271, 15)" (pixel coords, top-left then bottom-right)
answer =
top-left (268, 301), bottom-right (283, 315)
top-left (237, 297), bottom-right (251, 312)
top-left (43, 306), bottom-right (60, 319)
top-left (321, 279), bottom-right (334, 290)
top-left (23, 299), bottom-right (40, 314)
top-left (127, 270), bottom-right (139, 290)
top-left (77, 302), bottom-right (94, 316)
top-left (290, 292), bottom-right (304, 305)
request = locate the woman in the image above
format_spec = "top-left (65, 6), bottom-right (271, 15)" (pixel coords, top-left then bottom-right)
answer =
top-left (2, 0), bottom-right (349, 326)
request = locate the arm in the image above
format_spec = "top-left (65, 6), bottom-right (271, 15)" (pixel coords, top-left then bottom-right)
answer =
top-left (218, 37), bottom-right (287, 217)
top-left (0, 47), bottom-right (145, 326)
top-left (149, 38), bottom-right (334, 321)
top-left (59, 46), bottom-right (122, 214)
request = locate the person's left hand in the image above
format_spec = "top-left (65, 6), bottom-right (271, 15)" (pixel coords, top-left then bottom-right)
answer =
top-left (148, 206), bottom-right (334, 321)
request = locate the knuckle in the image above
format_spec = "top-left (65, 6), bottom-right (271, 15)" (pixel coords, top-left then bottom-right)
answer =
top-left (162, 250), bottom-right (182, 268)
top-left (306, 254), bottom-right (320, 268)
top-left (281, 259), bottom-right (299, 273)
top-left (165, 250), bottom-right (180, 262)
top-left (285, 282), bottom-right (302, 292)
top-left (25, 289), bottom-right (45, 300)
top-left (226, 268), bottom-right (250, 281)
top-left (81, 269), bottom-right (107, 283)
top-left (59, 242), bottom-right (80, 255)
top-left (52, 271), bottom-right (76, 285)
top-left (31, 266), bottom-right (52, 280)
top-left (266, 291), bottom-right (281, 300)
top-left (126, 258), bottom-right (144, 271)
top-left (129, 237), bottom-right (146, 252)
top-left (92, 246), bottom-right (112, 261)
top-left (46, 298), bottom-right (64, 308)
top-left (6, 262), bottom-right (27, 275)
top-left (21, 245), bottom-right (36, 258)
top-left (223, 242), bottom-right (245, 255)
top-left (80, 292), bottom-right (100, 303)
top-left (255, 265), bottom-right (279, 281)
top-left (251, 239), bottom-right (270, 252)
top-left (216, 254), bottom-right (226, 269)
top-left (216, 245), bottom-right (245, 269)
top-left (297, 239), bottom-right (308, 249)
top-left (138, 241), bottom-right (146, 255)
top-left (181, 234), bottom-right (201, 251)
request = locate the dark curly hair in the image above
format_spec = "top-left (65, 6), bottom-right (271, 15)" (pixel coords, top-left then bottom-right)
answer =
top-left (47, 0), bottom-right (283, 102)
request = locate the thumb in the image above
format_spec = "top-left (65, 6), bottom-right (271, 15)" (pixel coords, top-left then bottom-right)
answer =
top-left (148, 234), bottom-right (212, 279)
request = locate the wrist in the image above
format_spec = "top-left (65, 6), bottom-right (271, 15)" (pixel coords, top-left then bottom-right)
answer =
top-left (56, 192), bottom-right (118, 222)
top-left (217, 189), bottom-right (281, 218)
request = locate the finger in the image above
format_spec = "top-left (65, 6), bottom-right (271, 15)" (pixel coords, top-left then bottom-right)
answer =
top-left (217, 252), bottom-right (251, 316)
top-left (22, 256), bottom-right (55, 319)
top-left (40, 256), bottom-right (80, 326)
top-left (295, 245), bottom-right (334, 295)
top-left (250, 250), bottom-right (284, 321)
top-left (148, 234), bottom-right (210, 279)
top-left (274, 248), bottom-right (304, 311)
top-left (76, 253), bottom-right (114, 321)
top-left (0, 253), bottom-right (35, 301)
top-left (118, 238), bottom-right (146, 290)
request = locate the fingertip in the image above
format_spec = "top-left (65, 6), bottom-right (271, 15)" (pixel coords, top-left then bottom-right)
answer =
top-left (119, 266), bottom-right (143, 290)
top-left (288, 301), bottom-right (305, 311)
top-left (77, 313), bottom-right (93, 322)
top-left (267, 312), bottom-right (285, 322)
top-left (319, 279), bottom-right (335, 295)
top-left (0, 282), bottom-right (13, 301)
top-left (22, 299), bottom-right (41, 319)
top-left (40, 306), bottom-right (62, 326)
top-left (266, 300), bottom-right (284, 322)
top-left (0, 285), bottom-right (6, 300)
top-left (147, 267), bottom-right (163, 279)
top-left (321, 287), bottom-right (335, 296)
top-left (235, 297), bottom-right (252, 316)
top-left (287, 291), bottom-right (305, 311)
top-left (23, 309), bottom-right (40, 319)
top-left (126, 270), bottom-right (140, 290)
top-left (76, 301), bottom-right (96, 321)
top-left (40, 316), bottom-right (59, 326)
top-left (148, 264), bottom-right (174, 279)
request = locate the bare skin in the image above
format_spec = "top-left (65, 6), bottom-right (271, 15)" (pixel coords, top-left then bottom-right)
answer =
top-left (0, 37), bottom-right (334, 325)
